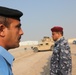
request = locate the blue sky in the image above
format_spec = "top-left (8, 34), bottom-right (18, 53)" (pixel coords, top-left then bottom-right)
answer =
top-left (0, 0), bottom-right (76, 41)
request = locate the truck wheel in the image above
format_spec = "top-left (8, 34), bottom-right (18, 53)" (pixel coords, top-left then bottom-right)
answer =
top-left (33, 47), bottom-right (38, 52)
top-left (50, 45), bottom-right (54, 51)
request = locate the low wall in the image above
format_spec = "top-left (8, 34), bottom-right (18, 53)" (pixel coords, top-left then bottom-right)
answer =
top-left (19, 41), bottom-right (38, 46)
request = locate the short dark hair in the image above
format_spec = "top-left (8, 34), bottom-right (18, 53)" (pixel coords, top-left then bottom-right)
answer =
top-left (0, 16), bottom-right (12, 27)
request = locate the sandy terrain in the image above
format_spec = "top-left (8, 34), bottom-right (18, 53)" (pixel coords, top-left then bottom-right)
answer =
top-left (9, 44), bottom-right (76, 75)
top-left (70, 44), bottom-right (76, 75)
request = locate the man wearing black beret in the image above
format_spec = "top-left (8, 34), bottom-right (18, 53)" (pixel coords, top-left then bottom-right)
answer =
top-left (50, 26), bottom-right (72, 75)
top-left (0, 6), bottom-right (23, 75)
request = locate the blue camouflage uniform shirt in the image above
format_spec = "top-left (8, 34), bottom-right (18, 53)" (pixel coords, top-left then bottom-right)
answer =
top-left (50, 37), bottom-right (72, 75)
top-left (0, 46), bottom-right (14, 75)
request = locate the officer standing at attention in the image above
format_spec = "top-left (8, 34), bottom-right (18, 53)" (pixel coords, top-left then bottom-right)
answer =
top-left (50, 26), bottom-right (72, 75)
top-left (0, 6), bottom-right (23, 75)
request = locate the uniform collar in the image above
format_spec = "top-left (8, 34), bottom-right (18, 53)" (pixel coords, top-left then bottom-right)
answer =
top-left (55, 37), bottom-right (64, 44)
top-left (0, 46), bottom-right (14, 66)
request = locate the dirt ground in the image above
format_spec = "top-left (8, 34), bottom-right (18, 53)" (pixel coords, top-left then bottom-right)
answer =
top-left (9, 44), bottom-right (76, 75)
top-left (70, 44), bottom-right (76, 75)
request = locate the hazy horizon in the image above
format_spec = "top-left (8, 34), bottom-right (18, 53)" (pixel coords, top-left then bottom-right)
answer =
top-left (0, 0), bottom-right (76, 41)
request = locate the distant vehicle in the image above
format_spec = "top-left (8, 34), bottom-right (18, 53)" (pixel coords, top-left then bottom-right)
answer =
top-left (73, 40), bottom-right (76, 44)
top-left (31, 36), bottom-right (54, 52)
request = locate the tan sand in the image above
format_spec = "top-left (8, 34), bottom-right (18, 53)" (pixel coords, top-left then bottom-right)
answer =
top-left (9, 44), bottom-right (76, 75)
top-left (70, 44), bottom-right (76, 75)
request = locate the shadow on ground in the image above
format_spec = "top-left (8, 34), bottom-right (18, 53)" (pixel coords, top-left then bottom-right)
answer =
top-left (40, 57), bottom-right (51, 75)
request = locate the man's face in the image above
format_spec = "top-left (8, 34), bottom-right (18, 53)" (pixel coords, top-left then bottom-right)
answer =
top-left (52, 32), bottom-right (60, 41)
top-left (5, 18), bottom-right (23, 49)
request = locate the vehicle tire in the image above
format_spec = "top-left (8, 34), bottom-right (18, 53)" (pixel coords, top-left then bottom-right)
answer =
top-left (33, 47), bottom-right (38, 52)
top-left (50, 45), bottom-right (54, 51)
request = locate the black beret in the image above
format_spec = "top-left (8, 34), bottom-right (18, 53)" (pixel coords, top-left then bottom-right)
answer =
top-left (0, 6), bottom-right (23, 20)
top-left (51, 26), bottom-right (63, 32)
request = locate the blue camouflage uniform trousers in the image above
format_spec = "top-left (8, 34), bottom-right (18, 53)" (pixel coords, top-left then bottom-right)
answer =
top-left (50, 37), bottom-right (72, 75)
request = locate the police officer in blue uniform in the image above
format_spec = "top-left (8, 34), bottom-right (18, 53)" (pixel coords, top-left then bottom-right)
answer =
top-left (50, 26), bottom-right (72, 75)
top-left (0, 6), bottom-right (23, 75)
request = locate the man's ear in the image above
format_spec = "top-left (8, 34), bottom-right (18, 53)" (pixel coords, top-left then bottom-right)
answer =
top-left (0, 24), bottom-right (6, 37)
